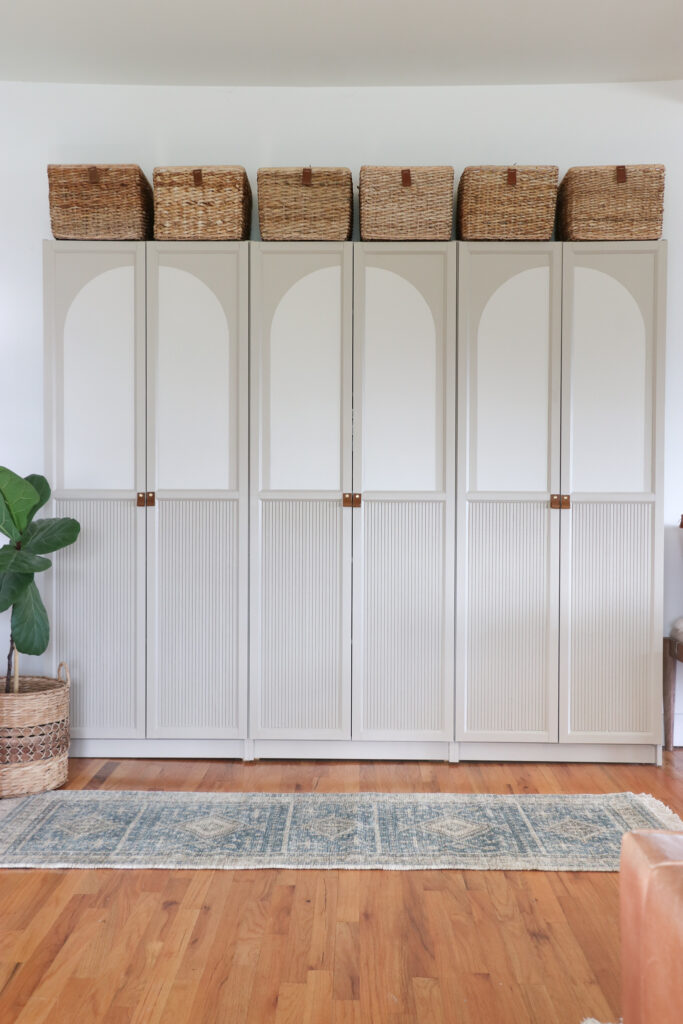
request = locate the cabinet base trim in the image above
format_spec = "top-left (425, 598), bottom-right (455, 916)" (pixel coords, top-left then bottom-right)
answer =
top-left (457, 742), bottom-right (659, 764)
top-left (68, 738), bottom-right (659, 765)
top-left (253, 740), bottom-right (451, 760)
top-left (70, 739), bottom-right (246, 759)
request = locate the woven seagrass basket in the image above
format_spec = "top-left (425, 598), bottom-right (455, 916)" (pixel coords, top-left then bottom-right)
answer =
top-left (558, 165), bottom-right (665, 240)
top-left (154, 166), bottom-right (252, 240)
top-left (48, 164), bottom-right (153, 240)
top-left (257, 167), bottom-right (353, 241)
top-left (0, 664), bottom-right (70, 799)
top-left (359, 166), bottom-right (454, 240)
top-left (457, 165), bottom-right (558, 240)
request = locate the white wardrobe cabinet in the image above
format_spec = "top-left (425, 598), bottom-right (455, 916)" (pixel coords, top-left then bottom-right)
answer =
top-left (457, 241), bottom-right (665, 755)
top-left (45, 239), bottom-right (665, 762)
top-left (44, 240), bottom-right (248, 744)
top-left (249, 242), bottom-right (456, 745)
top-left (44, 241), bottom-right (147, 738)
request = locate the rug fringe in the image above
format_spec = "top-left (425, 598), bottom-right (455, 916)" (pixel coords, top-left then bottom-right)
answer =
top-left (634, 792), bottom-right (683, 831)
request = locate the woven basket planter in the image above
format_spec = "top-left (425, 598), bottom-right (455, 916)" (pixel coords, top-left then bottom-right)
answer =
top-left (457, 166), bottom-right (558, 240)
top-left (153, 166), bottom-right (252, 240)
top-left (48, 164), bottom-right (153, 240)
top-left (359, 166), bottom-right (454, 240)
top-left (558, 165), bottom-right (665, 241)
top-left (257, 167), bottom-right (353, 241)
top-left (0, 664), bottom-right (70, 799)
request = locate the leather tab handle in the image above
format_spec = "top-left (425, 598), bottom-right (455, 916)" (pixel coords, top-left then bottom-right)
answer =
top-left (88, 166), bottom-right (100, 185)
top-left (193, 168), bottom-right (203, 186)
top-left (401, 168), bottom-right (412, 187)
top-left (507, 167), bottom-right (517, 186)
top-left (302, 167), bottom-right (312, 186)
top-left (616, 165), bottom-right (627, 183)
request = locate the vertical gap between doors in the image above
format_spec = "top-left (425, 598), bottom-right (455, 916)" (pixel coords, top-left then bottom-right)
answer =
top-left (143, 245), bottom-right (148, 739)
top-left (350, 244), bottom-right (355, 740)
top-left (557, 243), bottom-right (563, 745)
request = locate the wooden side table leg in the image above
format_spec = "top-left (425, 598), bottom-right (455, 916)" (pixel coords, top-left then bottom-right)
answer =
top-left (663, 637), bottom-right (677, 752)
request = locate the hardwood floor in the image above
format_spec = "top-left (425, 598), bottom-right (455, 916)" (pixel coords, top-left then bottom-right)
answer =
top-left (2, 753), bottom-right (683, 1023)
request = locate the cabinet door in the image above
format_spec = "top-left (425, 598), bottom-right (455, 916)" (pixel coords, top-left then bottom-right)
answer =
top-left (353, 244), bottom-right (456, 739)
top-left (456, 243), bottom-right (562, 742)
top-left (560, 242), bottom-right (665, 744)
top-left (44, 241), bottom-right (146, 738)
top-left (250, 244), bottom-right (353, 738)
top-left (146, 243), bottom-right (248, 738)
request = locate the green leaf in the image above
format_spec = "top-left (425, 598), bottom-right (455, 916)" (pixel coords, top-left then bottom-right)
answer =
top-left (24, 474), bottom-right (51, 523)
top-left (0, 572), bottom-right (32, 613)
top-left (0, 491), bottom-right (20, 543)
top-left (0, 467), bottom-right (39, 533)
top-left (22, 517), bottom-right (80, 555)
top-left (0, 546), bottom-right (51, 574)
top-left (11, 579), bottom-right (49, 655)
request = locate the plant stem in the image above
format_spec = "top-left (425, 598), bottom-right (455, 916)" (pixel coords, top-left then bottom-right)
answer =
top-left (5, 634), bottom-right (14, 695)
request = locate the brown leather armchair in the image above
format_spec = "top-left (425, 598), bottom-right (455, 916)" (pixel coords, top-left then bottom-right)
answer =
top-left (621, 830), bottom-right (683, 1023)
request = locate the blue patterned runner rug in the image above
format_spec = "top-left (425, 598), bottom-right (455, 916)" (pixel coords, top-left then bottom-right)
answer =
top-left (0, 790), bottom-right (681, 871)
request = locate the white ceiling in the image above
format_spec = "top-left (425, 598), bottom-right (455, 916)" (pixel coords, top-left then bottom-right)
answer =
top-left (2, 0), bottom-right (682, 87)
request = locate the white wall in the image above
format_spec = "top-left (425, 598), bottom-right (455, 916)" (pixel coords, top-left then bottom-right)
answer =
top-left (1, 79), bottom-right (683, 738)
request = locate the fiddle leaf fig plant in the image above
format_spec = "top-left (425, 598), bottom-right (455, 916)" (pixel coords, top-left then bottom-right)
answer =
top-left (0, 467), bottom-right (80, 693)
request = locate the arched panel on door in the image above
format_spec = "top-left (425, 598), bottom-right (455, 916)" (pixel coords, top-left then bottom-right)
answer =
top-left (570, 267), bottom-right (649, 494)
top-left (362, 266), bottom-right (439, 492)
top-left (474, 266), bottom-right (551, 494)
top-left (156, 265), bottom-right (233, 492)
top-left (267, 266), bottom-right (342, 492)
top-left (62, 266), bottom-right (136, 491)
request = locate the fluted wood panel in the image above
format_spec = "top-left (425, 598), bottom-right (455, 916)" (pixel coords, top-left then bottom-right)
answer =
top-left (361, 500), bottom-right (446, 733)
top-left (568, 501), bottom-right (654, 736)
top-left (260, 499), bottom-right (344, 732)
top-left (53, 499), bottom-right (140, 735)
top-left (466, 501), bottom-right (554, 736)
top-left (152, 499), bottom-right (239, 733)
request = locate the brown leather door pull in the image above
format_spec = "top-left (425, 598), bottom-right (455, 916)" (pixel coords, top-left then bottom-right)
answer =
top-left (616, 165), bottom-right (627, 183)
top-left (302, 167), bottom-right (312, 186)
top-left (88, 166), bottom-right (100, 185)
top-left (507, 167), bottom-right (517, 186)
top-left (193, 169), bottom-right (203, 186)
top-left (401, 168), bottom-right (412, 187)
